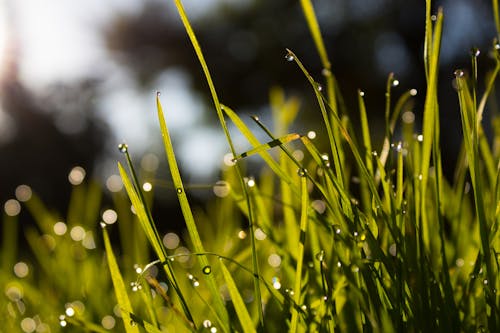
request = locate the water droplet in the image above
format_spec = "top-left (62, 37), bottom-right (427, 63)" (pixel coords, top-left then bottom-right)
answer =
top-left (417, 134), bottom-right (424, 142)
top-left (470, 47), bottom-right (480, 57)
top-left (315, 250), bottom-right (325, 262)
top-left (307, 131), bottom-right (317, 139)
top-left (100, 222), bottom-right (106, 229)
top-left (389, 243), bottom-right (397, 256)
top-left (202, 266), bottom-right (212, 275)
top-left (210, 327), bottom-right (218, 333)
top-left (246, 178), bottom-right (256, 187)
top-left (203, 319), bottom-right (212, 328)
top-left (454, 69), bottom-right (464, 78)
top-left (300, 304), bottom-right (307, 311)
top-left (495, 43), bottom-right (500, 50)
top-left (430, 14), bottom-right (437, 21)
top-left (130, 320), bottom-right (137, 326)
top-left (333, 225), bottom-right (341, 234)
top-left (316, 83), bottom-right (323, 92)
top-left (359, 90), bottom-right (365, 97)
top-left (251, 115), bottom-right (259, 122)
top-left (118, 143), bottom-right (128, 153)
top-left (297, 168), bottom-right (307, 177)
top-left (483, 279), bottom-right (488, 285)
top-left (337, 261), bottom-right (342, 268)
top-left (410, 88), bottom-right (417, 96)
top-left (60, 320), bottom-right (67, 327)
top-left (176, 188), bottom-right (183, 194)
top-left (371, 151), bottom-right (378, 157)
top-left (285, 52), bottom-right (294, 62)
top-left (272, 276), bottom-right (281, 289)
top-left (392, 79), bottom-right (400, 87)
top-left (351, 265), bottom-right (360, 273)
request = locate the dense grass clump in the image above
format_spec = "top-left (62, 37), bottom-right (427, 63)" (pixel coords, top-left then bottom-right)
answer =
top-left (2, 0), bottom-right (500, 332)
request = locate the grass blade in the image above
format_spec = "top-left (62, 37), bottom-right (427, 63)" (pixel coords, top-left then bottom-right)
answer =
top-left (219, 260), bottom-right (257, 333)
top-left (102, 226), bottom-right (140, 333)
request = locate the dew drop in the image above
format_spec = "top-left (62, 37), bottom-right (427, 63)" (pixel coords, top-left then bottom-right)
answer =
top-left (430, 14), bottom-right (437, 21)
top-left (333, 225), bottom-right (341, 234)
top-left (359, 90), bottom-right (365, 97)
top-left (392, 79), bottom-right (400, 87)
top-left (315, 250), bottom-right (325, 262)
top-left (495, 43), bottom-right (500, 50)
top-left (272, 276), bottom-right (281, 290)
top-left (130, 320), bottom-right (137, 327)
top-left (470, 47), bottom-right (480, 57)
top-left (371, 151), bottom-right (378, 157)
top-left (417, 134), bottom-right (424, 142)
top-left (307, 131), bottom-right (317, 139)
top-left (202, 265), bottom-right (212, 275)
top-left (316, 84), bottom-right (323, 92)
top-left (285, 52), bottom-right (294, 62)
top-left (483, 279), bottom-right (488, 285)
top-left (454, 69), bottom-right (464, 78)
top-left (297, 168), bottom-right (307, 177)
top-left (203, 319), bottom-right (212, 328)
top-left (176, 188), bottom-right (183, 194)
top-left (156, 91), bottom-right (161, 97)
top-left (118, 143), bottom-right (128, 153)
top-left (351, 265), bottom-right (360, 273)
top-left (410, 88), bottom-right (417, 96)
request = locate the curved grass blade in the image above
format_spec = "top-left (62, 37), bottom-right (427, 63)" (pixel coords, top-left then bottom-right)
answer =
top-left (156, 95), bottom-right (230, 332)
top-left (102, 226), bottom-right (140, 333)
top-left (219, 260), bottom-right (257, 333)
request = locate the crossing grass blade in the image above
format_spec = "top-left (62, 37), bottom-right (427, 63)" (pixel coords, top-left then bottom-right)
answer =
top-left (219, 260), bottom-right (257, 333)
top-left (233, 133), bottom-right (301, 161)
top-left (156, 94), bottom-right (230, 332)
top-left (102, 226), bottom-right (140, 333)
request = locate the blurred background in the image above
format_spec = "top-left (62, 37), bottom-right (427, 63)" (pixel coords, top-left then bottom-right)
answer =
top-left (0, 0), bottom-right (497, 215)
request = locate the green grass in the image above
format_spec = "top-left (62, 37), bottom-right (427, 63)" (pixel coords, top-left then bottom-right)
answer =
top-left (2, 0), bottom-right (500, 332)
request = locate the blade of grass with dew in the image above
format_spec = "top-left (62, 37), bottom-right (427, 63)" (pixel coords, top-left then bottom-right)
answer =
top-left (233, 133), bottom-right (301, 161)
top-left (494, 0), bottom-right (500, 42)
top-left (218, 260), bottom-right (257, 333)
top-left (118, 161), bottom-right (195, 325)
top-left (289, 175), bottom-right (309, 332)
top-left (420, 8), bottom-right (443, 250)
top-left (170, 2), bottom-right (264, 325)
top-left (156, 95), bottom-right (230, 331)
top-left (102, 226), bottom-right (140, 333)
top-left (222, 104), bottom-right (299, 194)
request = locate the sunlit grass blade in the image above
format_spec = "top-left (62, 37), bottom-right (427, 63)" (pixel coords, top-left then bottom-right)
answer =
top-left (102, 226), bottom-right (140, 333)
top-left (219, 260), bottom-right (257, 333)
top-left (289, 175), bottom-right (309, 332)
top-left (156, 94), bottom-right (230, 331)
top-left (233, 133), bottom-right (301, 161)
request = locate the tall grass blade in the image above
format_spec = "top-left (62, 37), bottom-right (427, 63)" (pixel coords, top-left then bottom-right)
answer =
top-left (102, 226), bottom-right (140, 333)
top-left (156, 95), bottom-right (230, 331)
top-left (219, 260), bottom-right (257, 333)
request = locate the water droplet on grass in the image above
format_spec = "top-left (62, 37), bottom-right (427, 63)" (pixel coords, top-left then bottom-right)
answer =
top-left (359, 91), bottom-right (365, 97)
top-left (156, 91), bottom-right (161, 97)
top-left (470, 47), bottom-right (480, 57)
top-left (297, 168), bottom-right (307, 177)
top-left (322, 68), bottom-right (331, 77)
top-left (430, 14), bottom-right (437, 21)
top-left (176, 188), bottom-right (183, 194)
top-left (392, 79), bottom-right (400, 87)
top-left (272, 277), bottom-right (281, 289)
top-left (203, 319), bottom-right (212, 328)
top-left (118, 143), bottom-right (128, 153)
top-left (307, 131), bottom-right (317, 139)
top-left (454, 69), bottom-right (464, 78)
top-left (202, 266), bottom-right (212, 275)
top-left (410, 89), bottom-right (417, 96)
top-left (315, 250), bottom-right (325, 262)
top-left (130, 320), bottom-right (137, 326)
top-left (316, 84), bottom-right (323, 92)
top-left (285, 52), bottom-right (294, 62)
top-left (351, 265), bottom-right (360, 273)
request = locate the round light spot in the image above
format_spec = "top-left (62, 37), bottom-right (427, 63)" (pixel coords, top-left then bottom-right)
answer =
top-left (70, 226), bottom-right (86, 241)
top-left (163, 233), bottom-right (180, 249)
top-left (292, 150), bottom-right (304, 161)
top-left (238, 230), bottom-right (247, 239)
top-left (417, 134), bottom-right (424, 142)
top-left (307, 131), bottom-right (317, 139)
top-left (174, 247), bottom-right (190, 263)
top-left (102, 209), bottom-right (117, 224)
top-left (4, 199), bottom-right (21, 216)
top-left (311, 200), bottom-right (326, 214)
top-left (141, 153), bottom-right (160, 172)
top-left (255, 228), bottom-right (266, 240)
top-left (68, 166), bottom-right (86, 185)
top-left (65, 307), bottom-right (75, 317)
top-left (246, 178), bottom-right (256, 187)
top-left (53, 222), bottom-right (67, 235)
top-left (223, 153), bottom-right (236, 167)
top-left (13, 262), bottom-right (29, 278)
top-left (36, 323), bottom-right (50, 332)
top-left (20, 317), bottom-right (36, 333)
top-left (5, 284), bottom-right (23, 301)
top-left (101, 315), bottom-right (116, 330)
top-left (15, 185), bottom-right (32, 202)
top-left (267, 254), bottom-right (281, 268)
top-left (455, 258), bottom-right (465, 268)
top-left (113, 304), bottom-right (122, 317)
top-left (389, 243), bottom-right (397, 256)
top-left (213, 181), bottom-right (230, 197)
top-left (82, 233), bottom-right (96, 249)
top-left (142, 182), bottom-right (152, 192)
top-left (106, 175), bottom-right (123, 192)
top-left (402, 111), bottom-right (415, 124)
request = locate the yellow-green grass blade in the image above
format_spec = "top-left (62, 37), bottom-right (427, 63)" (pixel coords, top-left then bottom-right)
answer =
top-left (493, 0), bottom-right (500, 41)
top-left (156, 95), bottom-right (230, 331)
top-left (222, 104), bottom-right (299, 193)
top-left (102, 226), bottom-right (140, 333)
top-left (233, 133), bottom-right (301, 161)
top-left (289, 175), bottom-right (309, 332)
top-left (420, 8), bottom-right (443, 249)
top-left (219, 260), bottom-right (257, 333)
